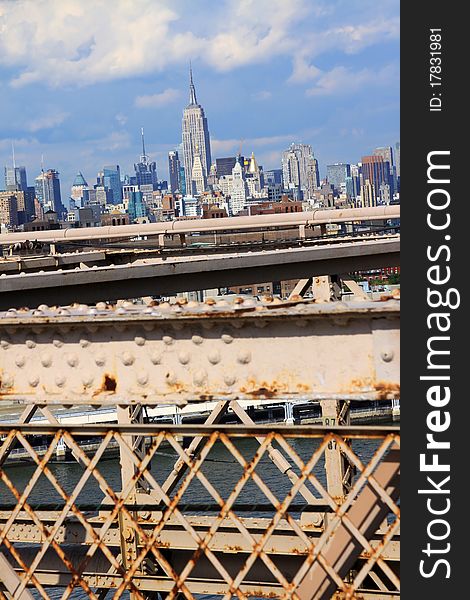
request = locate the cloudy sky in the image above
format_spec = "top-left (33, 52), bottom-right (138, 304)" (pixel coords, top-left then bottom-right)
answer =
top-left (0, 0), bottom-right (399, 196)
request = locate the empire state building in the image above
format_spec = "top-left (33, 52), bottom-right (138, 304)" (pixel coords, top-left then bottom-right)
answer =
top-left (182, 66), bottom-right (212, 195)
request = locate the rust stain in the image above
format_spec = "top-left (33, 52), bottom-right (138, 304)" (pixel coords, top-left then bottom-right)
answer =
top-left (224, 544), bottom-right (243, 552)
top-left (199, 394), bottom-right (214, 401)
top-left (246, 592), bottom-right (280, 599)
top-left (290, 547), bottom-right (308, 555)
top-left (92, 374), bottom-right (117, 397)
top-left (374, 381), bottom-right (400, 399)
top-left (240, 378), bottom-right (289, 398)
top-left (348, 378), bottom-right (400, 398)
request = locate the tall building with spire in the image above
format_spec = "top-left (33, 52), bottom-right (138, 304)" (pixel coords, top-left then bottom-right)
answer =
top-left (134, 128), bottom-right (157, 187)
top-left (182, 65), bottom-right (212, 195)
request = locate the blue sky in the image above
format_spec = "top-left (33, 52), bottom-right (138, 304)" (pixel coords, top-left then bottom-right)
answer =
top-left (0, 0), bottom-right (399, 196)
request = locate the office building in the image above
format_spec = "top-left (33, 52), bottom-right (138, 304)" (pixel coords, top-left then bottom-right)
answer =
top-left (168, 151), bottom-right (181, 193)
top-left (34, 169), bottom-right (66, 218)
top-left (4, 165), bottom-right (27, 191)
top-left (71, 172), bottom-right (88, 207)
top-left (182, 66), bottom-right (212, 195)
top-left (103, 165), bottom-right (122, 204)
top-left (327, 163), bottom-right (351, 193)
top-left (282, 143), bottom-right (320, 200)
top-left (361, 155), bottom-right (390, 198)
top-left (134, 129), bottom-right (157, 187)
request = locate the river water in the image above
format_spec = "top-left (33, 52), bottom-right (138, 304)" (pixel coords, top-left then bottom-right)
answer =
top-left (1, 424), bottom-right (397, 599)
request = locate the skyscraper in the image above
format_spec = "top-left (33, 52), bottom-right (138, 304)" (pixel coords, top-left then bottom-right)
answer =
top-left (168, 150), bottom-right (181, 193)
top-left (71, 172), bottom-right (88, 207)
top-left (190, 145), bottom-right (206, 195)
top-left (4, 165), bottom-right (27, 191)
top-left (134, 129), bottom-right (157, 187)
top-left (35, 169), bottom-right (65, 218)
top-left (361, 155), bottom-right (390, 200)
top-left (182, 65), bottom-right (212, 195)
top-left (373, 146), bottom-right (395, 194)
top-left (103, 165), bottom-right (122, 204)
top-left (326, 163), bottom-right (351, 193)
top-left (282, 143), bottom-right (319, 200)
top-left (230, 156), bottom-right (247, 215)
top-left (216, 157), bottom-right (245, 178)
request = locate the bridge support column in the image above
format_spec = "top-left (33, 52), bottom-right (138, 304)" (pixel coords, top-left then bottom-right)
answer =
top-left (320, 399), bottom-right (352, 508)
top-left (117, 405), bottom-right (150, 599)
top-left (284, 402), bottom-right (294, 424)
top-left (312, 275), bottom-right (341, 302)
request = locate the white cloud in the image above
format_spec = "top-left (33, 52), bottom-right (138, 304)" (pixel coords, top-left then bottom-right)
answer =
top-left (0, 0), bottom-right (397, 88)
top-left (27, 112), bottom-right (69, 132)
top-left (288, 57), bottom-right (322, 84)
top-left (252, 90), bottom-right (272, 101)
top-left (135, 88), bottom-right (181, 108)
top-left (306, 63), bottom-right (398, 97)
top-left (115, 113), bottom-right (128, 126)
top-left (94, 131), bottom-right (131, 152)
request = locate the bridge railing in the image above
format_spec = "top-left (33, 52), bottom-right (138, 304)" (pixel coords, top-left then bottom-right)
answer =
top-left (0, 423), bottom-right (399, 600)
top-left (0, 298), bottom-right (400, 598)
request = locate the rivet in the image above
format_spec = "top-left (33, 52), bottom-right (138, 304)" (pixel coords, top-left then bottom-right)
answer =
top-left (29, 375), bottom-right (39, 387)
top-left (25, 339), bottom-right (36, 349)
top-left (80, 338), bottom-right (91, 348)
top-left (134, 336), bottom-right (146, 346)
top-left (1, 374), bottom-right (13, 389)
top-left (121, 352), bottom-right (135, 366)
top-left (41, 353), bottom-right (53, 368)
top-left (207, 350), bottom-right (221, 365)
top-left (53, 337), bottom-right (64, 347)
top-left (165, 371), bottom-right (177, 385)
top-left (82, 375), bottom-right (94, 387)
top-left (15, 355), bottom-right (26, 368)
top-left (178, 351), bottom-right (190, 365)
top-left (137, 371), bottom-right (148, 386)
top-left (95, 354), bottom-right (106, 367)
top-left (149, 352), bottom-right (162, 365)
top-left (237, 351), bottom-right (251, 364)
top-left (66, 354), bottom-right (79, 367)
top-left (191, 335), bottom-right (203, 345)
top-left (163, 335), bottom-right (174, 345)
top-left (55, 376), bottom-right (66, 388)
top-left (193, 370), bottom-right (207, 386)
top-left (221, 334), bottom-right (233, 344)
top-left (381, 350), bottom-right (394, 362)
top-left (0, 339), bottom-right (10, 349)
top-left (224, 374), bottom-right (237, 386)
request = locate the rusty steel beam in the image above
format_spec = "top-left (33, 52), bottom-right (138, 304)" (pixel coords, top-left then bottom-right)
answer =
top-left (297, 447), bottom-right (400, 599)
top-left (0, 237), bottom-right (399, 308)
top-left (0, 299), bottom-right (399, 406)
top-left (0, 206), bottom-right (400, 246)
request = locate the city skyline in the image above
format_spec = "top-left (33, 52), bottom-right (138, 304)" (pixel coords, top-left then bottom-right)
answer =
top-left (0, 0), bottom-right (399, 195)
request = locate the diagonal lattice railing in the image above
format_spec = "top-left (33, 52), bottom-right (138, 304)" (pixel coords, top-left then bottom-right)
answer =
top-left (0, 423), bottom-right (399, 600)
